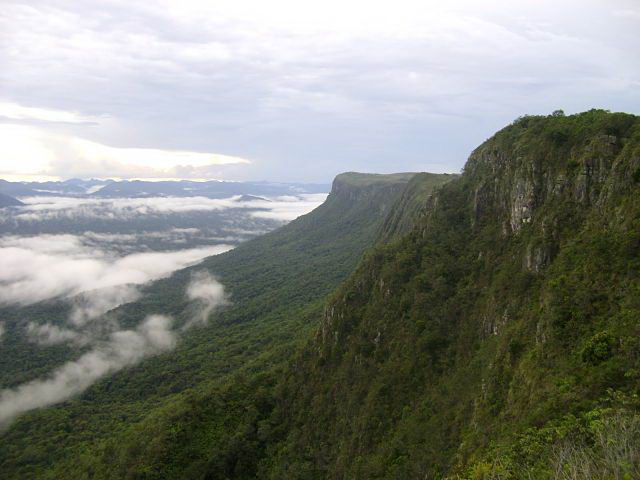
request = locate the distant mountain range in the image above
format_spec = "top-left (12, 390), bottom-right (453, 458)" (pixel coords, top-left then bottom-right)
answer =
top-left (0, 178), bottom-right (330, 198)
top-left (0, 192), bottom-right (24, 208)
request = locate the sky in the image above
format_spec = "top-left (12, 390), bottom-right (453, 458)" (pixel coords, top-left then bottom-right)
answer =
top-left (1, 0), bottom-right (639, 183)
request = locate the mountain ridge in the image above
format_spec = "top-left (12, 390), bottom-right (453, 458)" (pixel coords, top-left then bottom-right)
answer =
top-left (2, 110), bottom-right (639, 479)
top-left (0, 192), bottom-right (24, 208)
top-left (0, 171), bottom-right (456, 478)
top-left (73, 109), bottom-right (640, 479)
top-left (268, 109), bottom-right (640, 478)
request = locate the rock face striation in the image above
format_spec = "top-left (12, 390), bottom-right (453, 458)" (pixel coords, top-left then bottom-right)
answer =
top-left (329, 172), bottom-right (420, 217)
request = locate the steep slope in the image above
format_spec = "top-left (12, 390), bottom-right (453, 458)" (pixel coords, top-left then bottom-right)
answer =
top-left (0, 192), bottom-right (24, 207)
top-left (262, 109), bottom-right (640, 478)
top-left (0, 172), bottom-right (454, 478)
top-left (75, 109), bottom-right (640, 480)
top-left (6, 110), bottom-right (638, 479)
top-left (378, 172), bottom-right (459, 241)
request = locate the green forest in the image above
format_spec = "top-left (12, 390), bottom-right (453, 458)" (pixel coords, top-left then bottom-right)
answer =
top-left (1, 110), bottom-right (639, 479)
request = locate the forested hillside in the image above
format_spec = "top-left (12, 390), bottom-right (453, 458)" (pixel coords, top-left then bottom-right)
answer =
top-left (0, 172), bottom-right (455, 478)
top-left (3, 110), bottom-right (640, 480)
top-left (47, 109), bottom-right (640, 480)
top-left (266, 109), bottom-right (640, 478)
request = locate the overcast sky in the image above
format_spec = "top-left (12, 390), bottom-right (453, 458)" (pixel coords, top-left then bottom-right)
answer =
top-left (1, 0), bottom-right (639, 182)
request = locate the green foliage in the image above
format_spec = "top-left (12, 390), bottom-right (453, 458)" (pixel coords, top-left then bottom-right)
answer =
top-left (0, 172), bottom-right (445, 479)
top-left (258, 109), bottom-right (640, 478)
top-left (581, 331), bottom-right (617, 365)
top-left (2, 110), bottom-right (640, 479)
top-left (456, 392), bottom-right (640, 479)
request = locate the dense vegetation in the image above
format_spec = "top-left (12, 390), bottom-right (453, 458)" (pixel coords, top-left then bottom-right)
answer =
top-left (264, 109), bottom-right (640, 479)
top-left (0, 172), bottom-right (455, 478)
top-left (3, 110), bottom-right (640, 479)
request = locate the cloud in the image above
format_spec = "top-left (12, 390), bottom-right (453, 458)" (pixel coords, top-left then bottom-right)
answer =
top-left (0, 101), bottom-right (101, 125)
top-left (2, 194), bottom-right (326, 223)
top-left (1, 1), bottom-right (638, 182)
top-left (0, 234), bottom-right (233, 306)
top-left (81, 229), bottom-right (237, 252)
top-left (26, 322), bottom-right (82, 346)
top-left (185, 270), bottom-right (227, 327)
top-left (0, 268), bottom-right (227, 425)
top-left (246, 194), bottom-right (328, 221)
top-left (614, 9), bottom-right (640, 20)
top-left (68, 285), bottom-right (141, 327)
top-left (0, 269), bottom-right (229, 424)
top-left (0, 315), bottom-right (175, 427)
top-left (0, 124), bottom-right (250, 181)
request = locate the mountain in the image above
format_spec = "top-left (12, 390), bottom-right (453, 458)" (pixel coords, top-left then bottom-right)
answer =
top-left (33, 109), bottom-right (639, 480)
top-left (0, 178), bottom-right (329, 198)
top-left (21, 178), bottom-right (111, 195)
top-left (256, 110), bottom-right (640, 479)
top-left (0, 171), bottom-right (455, 478)
top-left (236, 194), bottom-right (270, 202)
top-left (0, 179), bottom-right (38, 197)
top-left (0, 192), bottom-right (24, 208)
top-left (93, 179), bottom-right (329, 198)
top-left (378, 171), bottom-right (460, 241)
top-left (263, 109), bottom-right (640, 478)
top-left (2, 109), bottom-right (639, 480)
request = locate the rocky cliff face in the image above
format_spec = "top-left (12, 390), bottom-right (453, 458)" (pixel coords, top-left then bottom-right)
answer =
top-left (32, 110), bottom-right (640, 480)
top-left (328, 172), bottom-right (419, 217)
top-left (378, 172), bottom-right (458, 242)
top-left (466, 130), bottom-right (635, 236)
top-left (281, 110), bottom-right (640, 479)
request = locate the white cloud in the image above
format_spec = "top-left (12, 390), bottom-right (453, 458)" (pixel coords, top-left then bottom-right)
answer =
top-left (26, 322), bottom-right (82, 346)
top-left (0, 101), bottom-right (100, 125)
top-left (3, 194), bottom-right (326, 223)
top-left (2, 1), bottom-right (638, 181)
top-left (0, 124), bottom-right (250, 181)
top-left (68, 285), bottom-right (141, 326)
top-left (0, 315), bottom-right (175, 427)
top-left (247, 193), bottom-right (328, 221)
top-left (614, 9), bottom-right (640, 20)
top-left (0, 267), bottom-right (233, 425)
top-left (185, 270), bottom-right (227, 327)
top-left (0, 234), bottom-right (233, 306)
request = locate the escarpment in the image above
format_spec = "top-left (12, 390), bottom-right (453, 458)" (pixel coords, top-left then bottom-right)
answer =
top-left (15, 110), bottom-right (640, 480)
top-left (287, 109), bottom-right (640, 479)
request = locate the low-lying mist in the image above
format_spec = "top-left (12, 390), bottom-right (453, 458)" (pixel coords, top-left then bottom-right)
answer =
top-left (1, 194), bottom-right (327, 224)
top-left (0, 233), bottom-right (232, 308)
top-left (0, 190), bottom-right (328, 427)
top-left (0, 315), bottom-right (175, 427)
top-left (0, 270), bottom-right (228, 427)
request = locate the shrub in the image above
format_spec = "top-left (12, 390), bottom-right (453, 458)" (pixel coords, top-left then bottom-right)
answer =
top-left (580, 331), bottom-right (616, 365)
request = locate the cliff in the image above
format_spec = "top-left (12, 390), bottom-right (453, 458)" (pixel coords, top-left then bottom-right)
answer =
top-left (10, 110), bottom-right (640, 480)
top-left (0, 171), bottom-right (447, 479)
top-left (378, 172), bottom-right (459, 241)
top-left (274, 109), bottom-right (640, 478)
